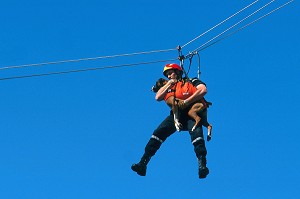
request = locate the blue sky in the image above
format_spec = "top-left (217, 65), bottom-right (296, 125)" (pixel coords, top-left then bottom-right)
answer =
top-left (0, 0), bottom-right (299, 198)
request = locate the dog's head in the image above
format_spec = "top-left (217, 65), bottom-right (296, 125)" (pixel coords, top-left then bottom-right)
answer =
top-left (151, 78), bottom-right (168, 93)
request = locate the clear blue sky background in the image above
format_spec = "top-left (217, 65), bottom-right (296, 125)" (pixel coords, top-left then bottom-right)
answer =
top-left (0, 0), bottom-right (299, 198)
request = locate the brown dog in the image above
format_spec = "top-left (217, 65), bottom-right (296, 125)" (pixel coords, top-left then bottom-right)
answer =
top-left (152, 78), bottom-right (212, 141)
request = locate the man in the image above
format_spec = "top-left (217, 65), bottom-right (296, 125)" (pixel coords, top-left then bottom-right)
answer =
top-left (131, 63), bottom-right (209, 178)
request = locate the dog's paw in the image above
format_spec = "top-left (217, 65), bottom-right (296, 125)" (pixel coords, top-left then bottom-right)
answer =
top-left (207, 135), bottom-right (211, 141)
top-left (191, 126), bottom-right (196, 132)
top-left (174, 120), bottom-right (182, 132)
top-left (207, 125), bottom-right (212, 141)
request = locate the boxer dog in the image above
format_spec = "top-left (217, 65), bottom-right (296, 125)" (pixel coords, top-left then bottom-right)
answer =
top-left (152, 78), bottom-right (212, 141)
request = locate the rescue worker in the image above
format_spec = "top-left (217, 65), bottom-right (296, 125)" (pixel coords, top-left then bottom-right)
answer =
top-left (131, 63), bottom-right (209, 178)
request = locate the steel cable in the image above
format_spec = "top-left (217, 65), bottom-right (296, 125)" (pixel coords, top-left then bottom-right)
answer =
top-left (196, 0), bottom-right (295, 53)
top-left (0, 48), bottom-right (176, 71)
top-left (0, 58), bottom-right (177, 81)
top-left (190, 0), bottom-right (276, 54)
top-left (181, 0), bottom-right (259, 49)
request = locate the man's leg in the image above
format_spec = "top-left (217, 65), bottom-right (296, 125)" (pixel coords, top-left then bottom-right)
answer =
top-left (187, 119), bottom-right (209, 179)
top-left (131, 114), bottom-right (176, 176)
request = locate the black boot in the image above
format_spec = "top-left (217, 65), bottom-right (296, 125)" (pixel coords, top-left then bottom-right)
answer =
top-left (131, 155), bottom-right (151, 176)
top-left (198, 156), bottom-right (209, 179)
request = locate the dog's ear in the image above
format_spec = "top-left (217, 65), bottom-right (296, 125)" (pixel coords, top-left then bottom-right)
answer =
top-left (152, 78), bottom-right (168, 93)
top-left (151, 85), bottom-right (159, 93)
top-left (158, 78), bottom-right (167, 84)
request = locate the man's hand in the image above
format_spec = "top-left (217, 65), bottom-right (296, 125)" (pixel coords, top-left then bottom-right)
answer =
top-left (168, 79), bottom-right (177, 85)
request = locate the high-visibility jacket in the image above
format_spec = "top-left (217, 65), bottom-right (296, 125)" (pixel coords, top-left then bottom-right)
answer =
top-left (164, 81), bottom-right (196, 101)
top-left (164, 78), bottom-right (209, 109)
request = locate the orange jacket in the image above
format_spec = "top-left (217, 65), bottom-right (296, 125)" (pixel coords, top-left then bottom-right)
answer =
top-left (164, 80), bottom-right (208, 109)
top-left (164, 81), bottom-right (196, 101)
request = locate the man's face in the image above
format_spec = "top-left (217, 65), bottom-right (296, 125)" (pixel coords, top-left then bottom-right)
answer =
top-left (166, 69), bottom-right (177, 80)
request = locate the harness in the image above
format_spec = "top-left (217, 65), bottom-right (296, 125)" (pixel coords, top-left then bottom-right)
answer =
top-left (175, 46), bottom-right (212, 109)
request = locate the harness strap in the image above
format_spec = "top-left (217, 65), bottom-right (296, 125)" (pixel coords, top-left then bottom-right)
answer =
top-left (177, 46), bottom-right (190, 81)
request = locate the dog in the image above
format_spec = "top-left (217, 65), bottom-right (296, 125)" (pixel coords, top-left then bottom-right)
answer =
top-left (152, 78), bottom-right (212, 141)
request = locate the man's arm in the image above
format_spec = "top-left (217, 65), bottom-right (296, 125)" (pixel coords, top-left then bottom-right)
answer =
top-left (155, 79), bottom-right (177, 101)
top-left (182, 83), bottom-right (207, 107)
top-left (177, 79), bottom-right (207, 109)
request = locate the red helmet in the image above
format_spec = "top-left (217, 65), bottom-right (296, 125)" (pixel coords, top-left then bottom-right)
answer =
top-left (163, 63), bottom-right (183, 77)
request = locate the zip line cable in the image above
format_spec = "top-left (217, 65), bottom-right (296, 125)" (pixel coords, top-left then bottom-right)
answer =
top-left (0, 0), bottom-right (259, 72)
top-left (189, 0), bottom-right (276, 55)
top-left (0, 58), bottom-right (177, 81)
top-left (195, 0), bottom-right (295, 53)
top-left (0, 48), bottom-right (176, 71)
top-left (181, 0), bottom-right (259, 49)
top-left (0, 0), bottom-right (294, 81)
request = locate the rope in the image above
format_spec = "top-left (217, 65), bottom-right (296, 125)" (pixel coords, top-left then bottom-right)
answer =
top-left (191, 0), bottom-right (276, 54)
top-left (0, 48), bottom-right (176, 71)
top-left (195, 0), bottom-right (295, 53)
top-left (197, 53), bottom-right (201, 79)
top-left (0, 58), bottom-right (177, 81)
top-left (181, 0), bottom-right (259, 49)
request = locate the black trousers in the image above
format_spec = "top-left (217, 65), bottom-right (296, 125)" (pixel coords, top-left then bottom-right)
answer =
top-left (144, 112), bottom-right (207, 159)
